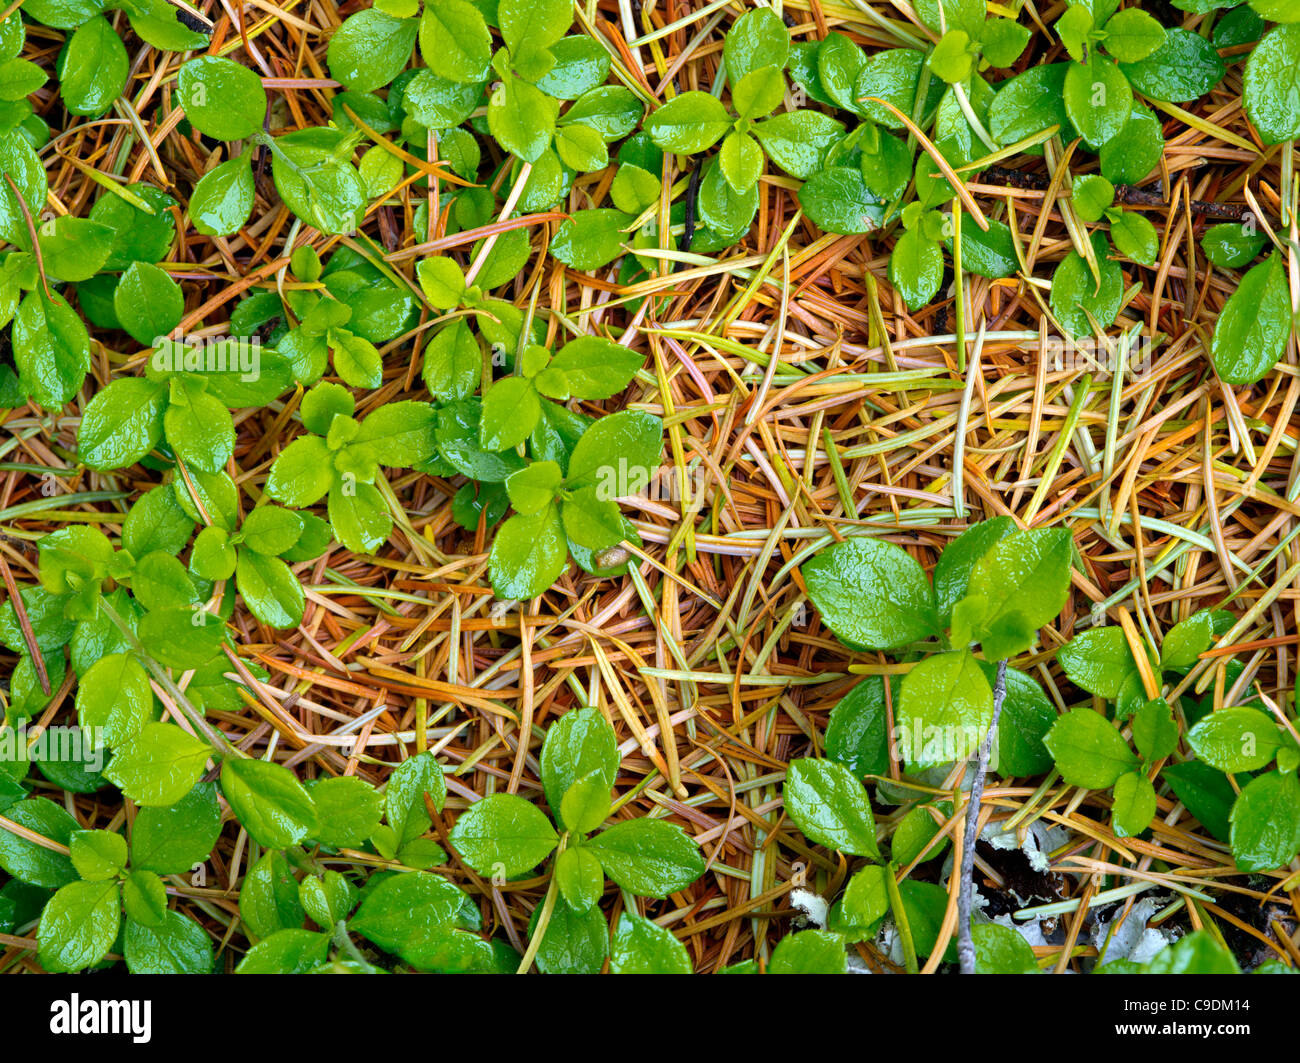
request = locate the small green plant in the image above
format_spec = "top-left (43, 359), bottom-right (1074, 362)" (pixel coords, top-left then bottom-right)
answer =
top-left (785, 519), bottom-right (1073, 971)
top-left (447, 708), bottom-right (705, 973)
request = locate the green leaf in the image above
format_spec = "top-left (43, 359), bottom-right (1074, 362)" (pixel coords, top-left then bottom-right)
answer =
top-left (1099, 102), bottom-right (1164, 186)
top-left (554, 846), bottom-right (604, 912)
top-left (1132, 698), bottom-right (1178, 762)
top-left (177, 55), bottom-right (267, 141)
top-left (1161, 761), bottom-right (1234, 843)
top-left (610, 163), bottom-right (661, 213)
top-left (855, 48), bottom-right (936, 129)
top-left (37, 216), bottom-right (114, 282)
top-left (1108, 209), bottom-right (1158, 267)
top-left (1229, 770), bottom-right (1300, 873)
top-left (124, 909), bottom-right (214, 974)
top-left (561, 486), bottom-right (624, 551)
top-left (270, 130), bottom-right (368, 235)
top-left (417, 256), bottom-right (466, 311)
top-left (122, 867), bottom-right (167, 927)
top-left (241, 506), bottom-right (304, 556)
top-left (559, 85), bottom-right (642, 139)
top-left (801, 536), bottom-right (939, 651)
top-left (498, 0), bottom-right (571, 54)
top-left (565, 409), bottom-right (662, 489)
top-left (718, 130), bottom-right (764, 192)
top-left (1049, 231), bottom-right (1124, 337)
top-left (328, 9), bottom-right (418, 93)
top-left (989, 62), bottom-right (1071, 146)
top-left (220, 757), bottom-right (318, 849)
top-left (488, 74), bottom-right (558, 163)
top-left (697, 157), bottom-right (758, 237)
top-left (1120, 27), bottom-right (1224, 104)
top-left (106, 722), bottom-right (211, 807)
top-left (401, 69), bottom-right (480, 130)
top-left (797, 165), bottom-right (885, 235)
top-left (130, 782), bottom-right (222, 874)
top-left (164, 376), bottom-right (235, 473)
top-left (981, 17), bottom-right (1031, 67)
top-left (0, 58), bottom-right (44, 101)
top-left (1201, 221), bottom-right (1268, 270)
top-left (554, 121), bottom-right (608, 172)
top-left (1245, 24), bottom-right (1300, 144)
top-left (815, 32), bottom-right (866, 113)
top-left (753, 110), bottom-right (844, 179)
top-left (69, 828), bottom-right (126, 881)
top-left (586, 818), bottom-right (704, 897)
top-left (305, 775), bottom-right (382, 848)
top-left (928, 29), bottom-right (973, 84)
top-left (137, 606), bottom-right (225, 670)
top-left (488, 505), bottom-right (568, 597)
top-left (1056, 2), bottom-right (1094, 62)
top-left (0, 797), bottom-right (78, 887)
top-left (842, 864), bottom-right (890, 928)
top-left (1210, 252), bottom-right (1290, 385)
top-left (1162, 611), bottom-right (1214, 671)
top-left (731, 66), bottom-right (784, 120)
top-left (535, 34), bottom-right (612, 100)
top-left (531, 896), bottom-right (606, 973)
top-left (1187, 707), bottom-right (1282, 773)
top-left (549, 336), bottom-right (642, 400)
top-left (114, 261), bottom-right (184, 346)
top-left (783, 758), bottom-right (881, 859)
top-left (239, 850), bottom-right (304, 940)
top-left (236, 551), bottom-right (305, 629)
top-left (558, 773), bottom-right (612, 835)
top-left (88, 182), bottom-right (177, 268)
top-left (1063, 54), bottom-right (1131, 147)
top-left (76, 652), bottom-right (153, 747)
top-left (609, 911), bottom-right (691, 974)
top-left (37, 879), bottom-right (120, 972)
top-left (770, 929), bottom-right (848, 973)
top-left (897, 649), bottom-right (993, 767)
top-left (329, 328), bottom-right (382, 389)
top-left (1102, 8), bottom-right (1166, 63)
top-left (448, 792), bottom-right (559, 876)
top-left (644, 91), bottom-right (731, 154)
top-left (1044, 709), bottom-right (1138, 789)
top-left (327, 480), bottom-right (392, 555)
top-left (14, 290), bottom-right (90, 408)
top-left (1111, 770), bottom-right (1157, 837)
top-left (933, 517), bottom-right (1015, 622)
top-left (57, 17), bottom-right (127, 117)
top-left (480, 376), bottom-right (541, 452)
top-left (725, 7), bottom-right (788, 82)
top-left (825, 676), bottom-right (895, 779)
top-left (505, 460), bottom-right (562, 516)
top-left (236, 928), bottom-right (329, 973)
top-left (540, 707), bottom-right (620, 819)
top-left (971, 921), bottom-right (1038, 973)
top-left (888, 228), bottom-right (943, 312)
top-left (266, 435), bottom-right (334, 507)
top-left (386, 751), bottom-right (447, 843)
top-left (1058, 626), bottom-right (1138, 698)
top-left (1072, 174), bottom-right (1114, 222)
top-left (422, 319), bottom-right (481, 401)
top-left (0, 129), bottom-right (46, 248)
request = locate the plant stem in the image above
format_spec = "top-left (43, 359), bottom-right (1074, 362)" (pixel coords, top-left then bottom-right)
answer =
top-left (515, 835), bottom-right (566, 974)
top-left (957, 657), bottom-right (1008, 975)
top-left (883, 860), bottom-right (918, 974)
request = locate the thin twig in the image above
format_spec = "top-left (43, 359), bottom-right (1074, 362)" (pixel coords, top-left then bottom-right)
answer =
top-left (957, 658), bottom-right (1008, 975)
